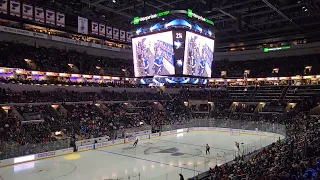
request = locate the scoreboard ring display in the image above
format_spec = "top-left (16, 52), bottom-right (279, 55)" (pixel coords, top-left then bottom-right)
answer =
top-left (132, 29), bottom-right (215, 78)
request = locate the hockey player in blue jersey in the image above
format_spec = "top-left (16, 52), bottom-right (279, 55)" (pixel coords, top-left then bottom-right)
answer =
top-left (198, 58), bottom-right (206, 76)
top-left (191, 56), bottom-right (197, 75)
top-left (154, 54), bottom-right (164, 75)
top-left (143, 56), bottom-right (150, 75)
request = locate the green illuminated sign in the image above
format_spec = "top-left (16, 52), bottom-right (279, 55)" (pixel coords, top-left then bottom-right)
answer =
top-left (187, 9), bottom-right (214, 25)
top-left (187, 9), bottom-right (193, 18)
top-left (133, 10), bottom-right (170, 25)
top-left (131, 9), bottom-right (214, 26)
top-left (263, 46), bottom-right (291, 52)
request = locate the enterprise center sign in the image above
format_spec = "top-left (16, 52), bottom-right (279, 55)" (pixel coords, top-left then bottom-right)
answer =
top-left (132, 9), bottom-right (214, 26)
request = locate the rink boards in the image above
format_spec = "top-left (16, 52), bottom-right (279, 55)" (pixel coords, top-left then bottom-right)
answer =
top-left (0, 127), bottom-right (284, 169)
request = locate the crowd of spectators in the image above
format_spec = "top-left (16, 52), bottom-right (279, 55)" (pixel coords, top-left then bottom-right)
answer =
top-left (212, 54), bottom-right (320, 78)
top-left (206, 114), bottom-right (320, 180)
top-left (0, 84), bottom-right (320, 179)
top-left (2, 41), bottom-right (320, 80)
top-left (0, 41), bottom-right (132, 76)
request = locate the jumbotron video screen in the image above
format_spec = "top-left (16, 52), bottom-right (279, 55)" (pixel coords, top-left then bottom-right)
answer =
top-left (132, 31), bottom-right (175, 77)
top-left (132, 30), bottom-right (214, 78)
top-left (183, 31), bottom-right (215, 77)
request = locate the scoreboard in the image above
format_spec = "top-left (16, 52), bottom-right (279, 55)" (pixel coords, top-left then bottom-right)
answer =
top-left (132, 29), bottom-right (215, 78)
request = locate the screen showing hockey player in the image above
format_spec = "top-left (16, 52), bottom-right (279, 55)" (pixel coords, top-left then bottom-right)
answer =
top-left (132, 31), bottom-right (175, 77)
top-left (183, 31), bottom-right (215, 77)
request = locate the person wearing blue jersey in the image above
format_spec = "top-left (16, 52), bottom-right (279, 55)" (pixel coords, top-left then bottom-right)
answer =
top-left (198, 58), bottom-right (206, 76)
top-left (190, 56), bottom-right (197, 75)
top-left (143, 56), bottom-right (149, 75)
top-left (154, 54), bottom-right (164, 75)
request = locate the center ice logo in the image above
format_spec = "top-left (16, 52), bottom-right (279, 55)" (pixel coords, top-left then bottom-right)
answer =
top-left (144, 147), bottom-right (202, 158)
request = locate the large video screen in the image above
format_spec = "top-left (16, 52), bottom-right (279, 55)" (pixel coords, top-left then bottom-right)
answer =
top-left (183, 31), bottom-right (215, 77)
top-left (132, 31), bottom-right (175, 77)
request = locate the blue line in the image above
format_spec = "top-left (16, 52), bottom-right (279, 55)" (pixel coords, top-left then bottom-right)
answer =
top-left (96, 149), bottom-right (202, 173)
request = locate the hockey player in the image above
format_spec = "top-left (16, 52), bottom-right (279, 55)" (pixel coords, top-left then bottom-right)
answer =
top-left (206, 144), bottom-right (210, 155)
top-left (133, 138), bottom-right (139, 147)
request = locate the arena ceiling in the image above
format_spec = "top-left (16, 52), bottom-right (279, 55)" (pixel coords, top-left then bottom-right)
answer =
top-left (29, 0), bottom-right (320, 46)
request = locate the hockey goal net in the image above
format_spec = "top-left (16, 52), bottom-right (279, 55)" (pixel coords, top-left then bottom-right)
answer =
top-left (230, 129), bottom-right (241, 136)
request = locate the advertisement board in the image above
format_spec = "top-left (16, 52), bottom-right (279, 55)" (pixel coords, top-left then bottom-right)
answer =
top-left (37, 151), bottom-right (55, 158)
top-left (150, 133), bottom-right (159, 138)
top-left (132, 31), bottom-right (175, 77)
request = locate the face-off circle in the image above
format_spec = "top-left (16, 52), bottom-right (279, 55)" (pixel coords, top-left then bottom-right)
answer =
top-left (0, 162), bottom-right (76, 180)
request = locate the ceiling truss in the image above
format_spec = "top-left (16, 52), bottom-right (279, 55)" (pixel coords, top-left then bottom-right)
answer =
top-left (27, 0), bottom-right (320, 45)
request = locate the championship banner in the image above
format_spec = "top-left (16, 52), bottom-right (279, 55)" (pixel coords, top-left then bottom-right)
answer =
top-left (22, 3), bottom-right (33, 20)
top-left (35, 7), bottom-right (45, 23)
top-left (0, 0), bottom-right (8, 14)
top-left (45, 9), bottom-right (55, 25)
top-left (10, 1), bottom-right (20, 17)
top-left (126, 32), bottom-right (132, 42)
top-left (106, 26), bottom-right (112, 38)
top-left (78, 16), bottom-right (88, 35)
top-left (113, 28), bottom-right (119, 40)
top-left (120, 30), bottom-right (125, 41)
top-left (91, 22), bottom-right (98, 35)
top-left (56, 12), bottom-right (65, 27)
top-left (99, 23), bottom-right (105, 36)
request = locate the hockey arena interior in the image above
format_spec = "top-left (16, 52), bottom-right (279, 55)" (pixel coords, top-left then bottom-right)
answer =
top-left (0, 0), bottom-right (320, 179)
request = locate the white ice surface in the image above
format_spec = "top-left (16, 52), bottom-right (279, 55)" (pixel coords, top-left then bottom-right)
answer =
top-left (0, 131), bottom-right (278, 180)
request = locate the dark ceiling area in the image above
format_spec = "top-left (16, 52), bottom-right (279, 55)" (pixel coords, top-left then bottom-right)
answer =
top-left (27, 0), bottom-right (320, 46)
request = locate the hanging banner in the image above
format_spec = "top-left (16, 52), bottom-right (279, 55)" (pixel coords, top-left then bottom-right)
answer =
top-left (120, 30), bottom-right (126, 41)
top-left (0, 0), bottom-right (8, 14)
top-left (45, 9), bottom-right (55, 25)
top-left (22, 3), bottom-right (33, 20)
top-left (10, 1), bottom-right (20, 17)
top-left (35, 7), bottom-right (44, 23)
top-left (56, 12), bottom-right (65, 27)
top-left (91, 21), bottom-right (98, 35)
top-left (126, 32), bottom-right (132, 42)
top-left (99, 23), bottom-right (106, 36)
top-left (106, 26), bottom-right (112, 38)
top-left (113, 28), bottom-right (119, 40)
top-left (78, 16), bottom-right (88, 35)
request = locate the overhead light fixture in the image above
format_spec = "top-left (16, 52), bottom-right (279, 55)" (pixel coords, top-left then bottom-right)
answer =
top-left (112, 0), bottom-right (116, 3)
top-left (305, 9), bottom-right (308, 11)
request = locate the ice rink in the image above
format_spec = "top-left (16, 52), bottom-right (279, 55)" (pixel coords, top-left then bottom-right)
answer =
top-left (0, 131), bottom-right (281, 180)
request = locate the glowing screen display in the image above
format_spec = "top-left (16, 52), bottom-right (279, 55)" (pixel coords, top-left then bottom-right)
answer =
top-left (183, 31), bottom-right (214, 77)
top-left (132, 31), bottom-right (175, 77)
